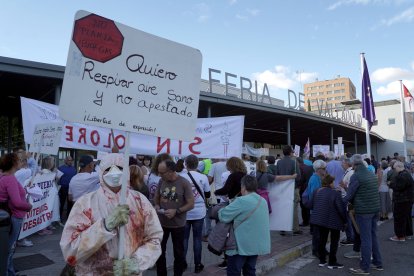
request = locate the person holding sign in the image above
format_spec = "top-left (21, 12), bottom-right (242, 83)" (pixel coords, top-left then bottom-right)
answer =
top-left (60, 153), bottom-right (163, 275)
top-left (0, 153), bottom-right (32, 276)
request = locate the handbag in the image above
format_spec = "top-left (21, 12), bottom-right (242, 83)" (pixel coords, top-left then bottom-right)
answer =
top-left (207, 197), bottom-right (262, 255)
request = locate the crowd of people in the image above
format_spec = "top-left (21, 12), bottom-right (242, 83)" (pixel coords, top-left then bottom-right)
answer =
top-left (0, 145), bottom-right (413, 276)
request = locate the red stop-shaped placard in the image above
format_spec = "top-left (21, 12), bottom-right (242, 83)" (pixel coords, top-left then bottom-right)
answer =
top-left (72, 13), bottom-right (124, 63)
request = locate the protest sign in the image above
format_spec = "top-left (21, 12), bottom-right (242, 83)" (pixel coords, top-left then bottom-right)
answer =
top-left (59, 10), bottom-right (202, 142)
top-left (28, 122), bottom-right (63, 155)
top-left (19, 172), bottom-right (60, 239)
top-left (312, 145), bottom-right (330, 157)
top-left (21, 97), bottom-right (244, 158)
top-left (294, 145), bottom-right (300, 157)
top-left (334, 144), bottom-right (345, 157)
top-left (268, 179), bottom-right (295, 231)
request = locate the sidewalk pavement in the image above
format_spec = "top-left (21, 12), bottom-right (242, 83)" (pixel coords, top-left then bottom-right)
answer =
top-left (13, 224), bottom-right (314, 276)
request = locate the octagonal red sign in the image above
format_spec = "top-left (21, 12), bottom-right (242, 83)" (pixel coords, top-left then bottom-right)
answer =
top-left (72, 13), bottom-right (124, 63)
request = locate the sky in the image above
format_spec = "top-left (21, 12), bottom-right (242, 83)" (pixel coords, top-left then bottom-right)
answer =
top-left (1, 0), bottom-right (414, 105)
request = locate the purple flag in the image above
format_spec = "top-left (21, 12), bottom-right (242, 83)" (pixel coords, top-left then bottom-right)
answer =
top-left (361, 56), bottom-right (376, 130)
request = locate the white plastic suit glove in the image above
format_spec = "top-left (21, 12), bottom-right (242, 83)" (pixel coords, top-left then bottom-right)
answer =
top-left (104, 204), bottom-right (130, 231)
top-left (113, 258), bottom-right (140, 276)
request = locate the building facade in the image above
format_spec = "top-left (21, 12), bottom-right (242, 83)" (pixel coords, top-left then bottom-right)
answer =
top-left (304, 77), bottom-right (356, 112)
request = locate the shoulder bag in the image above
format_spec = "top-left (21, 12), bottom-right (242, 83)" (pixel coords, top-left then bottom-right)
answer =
top-left (187, 172), bottom-right (208, 208)
top-left (207, 196), bottom-right (262, 256)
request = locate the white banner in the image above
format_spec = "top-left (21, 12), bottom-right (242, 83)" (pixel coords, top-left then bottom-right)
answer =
top-left (29, 122), bottom-right (64, 155)
top-left (59, 11), bottom-right (202, 141)
top-left (268, 179), bottom-right (294, 231)
top-left (21, 97), bottom-right (244, 158)
top-left (19, 172), bottom-right (60, 239)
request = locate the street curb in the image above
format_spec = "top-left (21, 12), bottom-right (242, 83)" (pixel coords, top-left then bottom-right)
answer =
top-left (256, 240), bottom-right (312, 275)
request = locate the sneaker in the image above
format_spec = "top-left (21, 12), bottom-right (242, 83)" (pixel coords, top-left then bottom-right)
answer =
top-left (293, 230), bottom-right (303, 235)
top-left (218, 260), bottom-right (227, 268)
top-left (318, 261), bottom-right (327, 267)
top-left (389, 236), bottom-right (405, 242)
top-left (344, 251), bottom-right (360, 259)
top-left (194, 264), bottom-right (204, 273)
top-left (349, 267), bottom-right (369, 275)
top-left (17, 239), bottom-right (33, 247)
top-left (340, 239), bottom-right (354, 246)
top-left (328, 263), bottom-right (344, 269)
top-left (370, 264), bottom-right (384, 271)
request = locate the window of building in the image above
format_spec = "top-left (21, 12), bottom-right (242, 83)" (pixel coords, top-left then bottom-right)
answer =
top-left (334, 90), bottom-right (341, 94)
top-left (334, 83), bottom-right (340, 87)
top-left (319, 92), bottom-right (324, 95)
top-left (307, 87), bottom-right (311, 91)
top-left (341, 83), bottom-right (345, 86)
top-left (388, 118), bottom-right (395, 125)
top-left (318, 85), bottom-right (324, 89)
top-left (326, 84), bottom-right (333, 88)
top-left (310, 92), bottom-right (317, 96)
top-left (335, 96), bottom-right (342, 100)
top-left (326, 91), bottom-right (332, 94)
top-left (327, 97), bottom-right (333, 101)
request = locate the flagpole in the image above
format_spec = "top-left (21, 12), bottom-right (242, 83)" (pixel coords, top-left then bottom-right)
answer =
top-left (399, 80), bottom-right (408, 160)
top-left (361, 53), bottom-right (372, 157)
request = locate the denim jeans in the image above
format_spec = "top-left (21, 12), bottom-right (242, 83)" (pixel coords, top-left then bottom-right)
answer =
top-left (8, 216), bottom-right (23, 276)
top-left (345, 211), bottom-right (355, 242)
top-left (156, 226), bottom-right (185, 276)
top-left (184, 218), bottom-right (204, 266)
top-left (355, 213), bottom-right (382, 272)
top-left (227, 254), bottom-right (258, 276)
top-left (0, 224), bottom-right (10, 276)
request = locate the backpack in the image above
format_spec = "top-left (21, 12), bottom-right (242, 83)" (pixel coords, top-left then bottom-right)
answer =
top-left (301, 185), bottom-right (312, 209)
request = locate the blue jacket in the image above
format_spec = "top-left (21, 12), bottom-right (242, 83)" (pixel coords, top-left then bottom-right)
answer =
top-left (310, 187), bottom-right (346, 230)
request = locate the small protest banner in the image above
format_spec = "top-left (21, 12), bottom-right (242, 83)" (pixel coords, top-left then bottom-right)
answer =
top-left (21, 97), bottom-right (244, 158)
top-left (19, 172), bottom-right (60, 239)
top-left (312, 145), bottom-right (330, 157)
top-left (59, 10), bottom-right (202, 142)
top-left (294, 145), bottom-right (300, 157)
top-left (29, 122), bottom-right (63, 155)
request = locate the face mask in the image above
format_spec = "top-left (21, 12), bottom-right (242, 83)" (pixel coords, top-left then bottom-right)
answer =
top-left (103, 165), bottom-right (123, 187)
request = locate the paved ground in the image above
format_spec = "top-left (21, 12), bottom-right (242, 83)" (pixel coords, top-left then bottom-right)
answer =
top-left (13, 223), bottom-right (314, 276)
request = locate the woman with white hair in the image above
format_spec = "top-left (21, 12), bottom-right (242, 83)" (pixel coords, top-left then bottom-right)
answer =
top-left (389, 161), bottom-right (414, 241)
top-left (306, 159), bottom-right (327, 257)
top-left (60, 153), bottom-right (163, 275)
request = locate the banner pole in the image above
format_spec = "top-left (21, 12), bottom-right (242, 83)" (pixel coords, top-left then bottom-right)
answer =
top-left (118, 131), bottom-right (130, 260)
